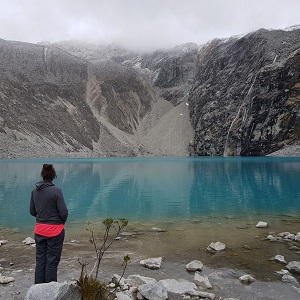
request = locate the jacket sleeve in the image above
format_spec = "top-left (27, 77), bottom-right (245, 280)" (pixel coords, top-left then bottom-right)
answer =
top-left (30, 191), bottom-right (37, 217)
top-left (56, 189), bottom-right (68, 223)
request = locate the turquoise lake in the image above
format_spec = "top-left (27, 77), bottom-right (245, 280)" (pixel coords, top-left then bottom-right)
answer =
top-left (0, 157), bottom-right (300, 234)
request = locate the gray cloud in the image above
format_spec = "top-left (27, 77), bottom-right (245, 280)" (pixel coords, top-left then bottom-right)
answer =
top-left (0, 0), bottom-right (299, 51)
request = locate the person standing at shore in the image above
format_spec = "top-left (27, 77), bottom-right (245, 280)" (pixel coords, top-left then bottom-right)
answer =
top-left (30, 164), bottom-right (68, 284)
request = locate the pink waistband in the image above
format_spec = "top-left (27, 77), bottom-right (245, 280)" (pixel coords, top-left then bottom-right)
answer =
top-left (34, 223), bottom-right (64, 237)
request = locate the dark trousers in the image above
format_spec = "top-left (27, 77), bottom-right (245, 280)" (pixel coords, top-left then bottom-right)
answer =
top-left (34, 229), bottom-right (65, 284)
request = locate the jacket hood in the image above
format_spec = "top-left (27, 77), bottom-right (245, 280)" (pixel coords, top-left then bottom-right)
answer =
top-left (35, 181), bottom-right (55, 190)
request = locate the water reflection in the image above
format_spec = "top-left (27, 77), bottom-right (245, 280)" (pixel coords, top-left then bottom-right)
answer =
top-left (191, 158), bottom-right (300, 217)
top-left (0, 157), bottom-right (300, 232)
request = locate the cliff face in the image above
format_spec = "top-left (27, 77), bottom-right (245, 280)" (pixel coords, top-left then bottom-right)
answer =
top-left (228, 48), bottom-right (300, 156)
top-left (137, 43), bottom-right (199, 106)
top-left (188, 28), bottom-right (300, 156)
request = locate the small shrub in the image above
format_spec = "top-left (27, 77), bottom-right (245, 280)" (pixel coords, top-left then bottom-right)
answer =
top-left (77, 218), bottom-right (130, 300)
top-left (77, 263), bottom-right (112, 300)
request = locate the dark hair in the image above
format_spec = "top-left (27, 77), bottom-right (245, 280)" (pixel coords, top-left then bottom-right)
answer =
top-left (41, 164), bottom-right (57, 181)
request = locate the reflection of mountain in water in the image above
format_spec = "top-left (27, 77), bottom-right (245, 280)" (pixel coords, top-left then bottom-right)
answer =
top-left (190, 158), bottom-right (300, 217)
top-left (68, 159), bottom-right (195, 221)
top-left (1, 158), bottom-right (300, 231)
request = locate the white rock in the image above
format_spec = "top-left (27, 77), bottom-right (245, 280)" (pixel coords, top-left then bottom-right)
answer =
top-left (286, 261), bottom-right (300, 274)
top-left (266, 235), bottom-right (277, 241)
top-left (23, 237), bottom-right (35, 245)
top-left (0, 275), bottom-right (15, 284)
top-left (295, 234), bottom-right (300, 242)
top-left (284, 234), bottom-right (295, 240)
top-left (138, 283), bottom-right (168, 300)
top-left (255, 221), bottom-right (268, 228)
top-left (158, 279), bottom-right (197, 295)
top-left (207, 241), bottom-right (226, 252)
top-left (25, 281), bottom-right (80, 300)
top-left (275, 269), bottom-right (290, 276)
top-left (278, 232), bottom-right (290, 237)
top-left (239, 274), bottom-right (255, 284)
top-left (194, 271), bottom-right (212, 289)
top-left (185, 260), bottom-right (204, 272)
top-left (122, 285), bottom-right (130, 291)
top-left (0, 240), bottom-right (8, 246)
top-left (274, 255), bottom-right (287, 264)
top-left (282, 274), bottom-right (299, 285)
top-left (115, 292), bottom-right (134, 300)
top-left (140, 257), bottom-right (162, 270)
top-left (125, 275), bottom-right (157, 286)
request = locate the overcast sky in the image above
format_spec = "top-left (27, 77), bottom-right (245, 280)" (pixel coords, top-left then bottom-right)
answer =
top-left (0, 0), bottom-right (299, 51)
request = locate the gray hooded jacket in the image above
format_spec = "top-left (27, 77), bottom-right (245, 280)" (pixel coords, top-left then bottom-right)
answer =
top-left (30, 181), bottom-right (68, 225)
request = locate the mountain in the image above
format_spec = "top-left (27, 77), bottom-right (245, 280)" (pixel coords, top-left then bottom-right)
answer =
top-left (0, 26), bottom-right (300, 158)
top-left (0, 39), bottom-right (179, 158)
top-left (53, 41), bottom-right (199, 106)
top-left (188, 28), bottom-right (300, 156)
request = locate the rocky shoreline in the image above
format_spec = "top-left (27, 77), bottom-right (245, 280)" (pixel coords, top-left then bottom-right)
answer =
top-left (1, 218), bottom-right (300, 300)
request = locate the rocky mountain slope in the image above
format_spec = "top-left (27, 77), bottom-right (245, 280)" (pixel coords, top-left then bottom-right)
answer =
top-left (0, 26), bottom-right (300, 158)
top-left (188, 28), bottom-right (300, 156)
top-left (54, 41), bottom-right (199, 106)
top-left (0, 39), bottom-right (177, 158)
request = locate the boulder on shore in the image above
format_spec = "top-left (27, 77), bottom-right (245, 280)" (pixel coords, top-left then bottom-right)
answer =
top-left (25, 281), bottom-right (80, 300)
top-left (186, 260), bottom-right (204, 272)
top-left (140, 257), bottom-right (162, 270)
top-left (207, 241), bottom-right (226, 253)
top-left (286, 261), bottom-right (300, 274)
top-left (255, 221), bottom-right (268, 228)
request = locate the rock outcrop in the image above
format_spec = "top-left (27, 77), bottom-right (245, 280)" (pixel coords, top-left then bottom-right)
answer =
top-left (188, 28), bottom-right (300, 156)
top-left (137, 43), bottom-right (199, 106)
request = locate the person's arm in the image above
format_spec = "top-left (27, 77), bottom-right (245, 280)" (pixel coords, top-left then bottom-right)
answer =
top-left (56, 189), bottom-right (68, 223)
top-left (30, 191), bottom-right (37, 217)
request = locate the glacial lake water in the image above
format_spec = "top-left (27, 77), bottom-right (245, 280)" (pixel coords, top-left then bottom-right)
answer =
top-left (1, 156), bottom-right (300, 235)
